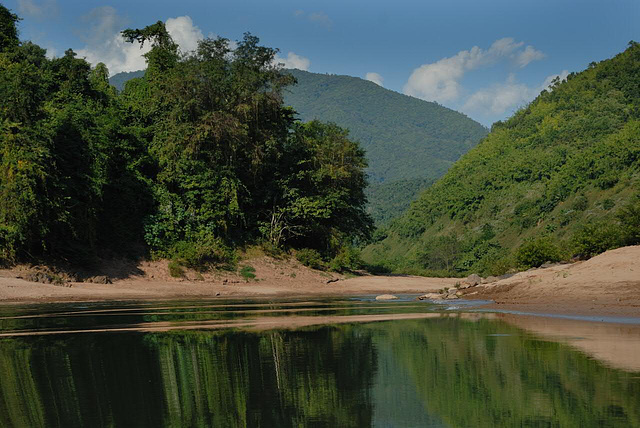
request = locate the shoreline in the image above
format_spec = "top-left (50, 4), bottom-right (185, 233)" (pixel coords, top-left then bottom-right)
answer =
top-left (0, 245), bottom-right (638, 320)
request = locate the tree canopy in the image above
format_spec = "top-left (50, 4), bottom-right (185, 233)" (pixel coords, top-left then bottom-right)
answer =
top-left (0, 9), bottom-right (372, 269)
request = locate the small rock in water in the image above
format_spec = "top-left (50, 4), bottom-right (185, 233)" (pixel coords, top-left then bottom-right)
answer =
top-left (375, 294), bottom-right (398, 301)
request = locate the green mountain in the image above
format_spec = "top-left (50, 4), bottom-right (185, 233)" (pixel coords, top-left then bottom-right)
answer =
top-left (283, 69), bottom-right (487, 183)
top-left (283, 69), bottom-right (488, 223)
top-left (110, 69), bottom-right (488, 224)
top-left (363, 43), bottom-right (640, 275)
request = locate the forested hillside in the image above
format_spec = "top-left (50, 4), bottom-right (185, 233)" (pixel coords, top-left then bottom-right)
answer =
top-left (112, 68), bottom-right (488, 224)
top-left (363, 42), bottom-right (640, 276)
top-left (0, 8), bottom-right (371, 270)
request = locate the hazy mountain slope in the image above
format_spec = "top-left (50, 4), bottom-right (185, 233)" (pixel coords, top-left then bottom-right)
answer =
top-left (109, 70), bottom-right (144, 91)
top-left (363, 43), bottom-right (640, 275)
top-left (110, 68), bottom-right (488, 224)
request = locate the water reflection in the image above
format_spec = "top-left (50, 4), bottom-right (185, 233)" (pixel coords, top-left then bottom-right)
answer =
top-left (0, 301), bottom-right (638, 427)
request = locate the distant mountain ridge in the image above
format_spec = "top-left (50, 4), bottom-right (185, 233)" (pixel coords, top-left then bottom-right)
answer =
top-left (110, 68), bottom-right (488, 223)
top-left (283, 69), bottom-right (488, 184)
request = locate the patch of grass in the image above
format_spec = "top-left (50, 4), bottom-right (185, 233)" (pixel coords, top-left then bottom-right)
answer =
top-left (240, 265), bottom-right (256, 280)
top-left (289, 272), bottom-right (296, 278)
top-left (168, 260), bottom-right (185, 278)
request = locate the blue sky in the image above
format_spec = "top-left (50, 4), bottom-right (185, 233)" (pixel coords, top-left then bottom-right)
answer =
top-left (4, 0), bottom-right (639, 126)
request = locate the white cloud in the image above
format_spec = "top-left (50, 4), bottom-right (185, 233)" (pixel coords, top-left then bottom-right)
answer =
top-left (75, 9), bottom-right (206, 75)
top-left (165, 16), bottom-right (204, 53)
top-left (273, 52), bottom-right (310, 71)
top-left (17, 0), bottom-right (57, 19)
top-left (463, 74), bottom-right (531, 115)
top-left (462, 70), bottom-right (569, 116)
top-left (365, 72), bottom-right (384, 87)
top-left (403, 38), bottom-right (545, 103)
top-left (516, 45), bottom-right (546, 68)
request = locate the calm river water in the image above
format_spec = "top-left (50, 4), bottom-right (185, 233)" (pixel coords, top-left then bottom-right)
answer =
top-left (0, 297), bottom-right (639, 427)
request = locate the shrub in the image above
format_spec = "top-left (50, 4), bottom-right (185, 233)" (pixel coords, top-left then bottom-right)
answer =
top-left (617, 195), bottom-right (640, 245)
top-left (571, 221), bottom-right (624, 258)
top-left (169, 235), bottom-right (236, 271)
top-left (239, 265), bottom-right (256, 280)
top-left (601, 199), bottom-right (615, 210)
top-left (515, 237), bottom-right (561, 269)
top-left (259, 241), bottom-right (285, 258)
top-left (572, 194), bottom-right (588, 211)
top-left (296, 248), bottom-right (325, 270)
top-left (168, 260), bottom-right (185, 278)
top-left (329, 246), bottom-right (362, 272)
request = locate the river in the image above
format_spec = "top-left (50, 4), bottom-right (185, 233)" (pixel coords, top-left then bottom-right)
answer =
top-left (0, 298), bottom-right (639, 427)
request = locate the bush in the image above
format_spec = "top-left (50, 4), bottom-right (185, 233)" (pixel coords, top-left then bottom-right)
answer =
top-left (572, 194), bottom-right (588, 211)
top-left (329, 246), bottom-right (362, 272)
top-left (617, 195), bottom-right (640, 245)
top-left (239, 265), bottom-right (256, 280)
top-left (296, 248), bottom-right (325, 270)
top-left (571, 221), bottom-right (623, 258)
top-left (259, 241), bottom-right (285, 259)
top-left (168, 260), bottom-right (185, 278)
top-left (601, 199), bottom-right (615, 210)
top-left (515, 237), bottom-right (561, 269)
top-left (169, 235), bottom-right (236, 271)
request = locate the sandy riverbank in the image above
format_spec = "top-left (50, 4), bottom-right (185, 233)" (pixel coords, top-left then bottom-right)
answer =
top-left (464, 245), bottom-right (640, 317)
top-left (0, 255), bottom-right (457, 304)
top-left (0, 246), bottom-right (638, 318)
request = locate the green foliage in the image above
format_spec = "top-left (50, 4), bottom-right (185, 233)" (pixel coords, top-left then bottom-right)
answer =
top-left (364, 42), bottom-right (640, 275)
top-left (0, 5), bottom-right (19, 51)
top-left (515, 238), bottom-right (562, 269)
top-left (239, 265), bottom-right (256, 280)
top-left (167, 235), bottom-right (236, 271)
top-left (617, 194), bottom-right (640, 245)
top-left (296, 248), bottom-right (325, 270)
top-left (329, 246), bottom-right (362, 272)
top-left (365, 177), bottom-right (435, 225)
top-left (168, 260), bottom-right (185, 278)
top-left (0, 13), bottom-right (371, 269)
top-left (0, 17), bottom-right (151, 264)
top-left (571, 222), bottom-right (624, 259)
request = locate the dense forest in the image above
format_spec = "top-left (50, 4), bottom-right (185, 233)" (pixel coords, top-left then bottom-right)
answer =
top-left (363, 42), bottom-right (640, 276)
top-left (111, 68), bottom-right (489, 225)
top-left (0, 7), bottom-right (372, 271)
